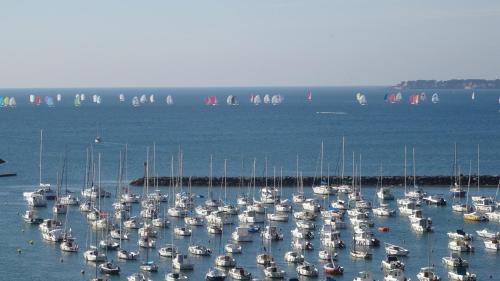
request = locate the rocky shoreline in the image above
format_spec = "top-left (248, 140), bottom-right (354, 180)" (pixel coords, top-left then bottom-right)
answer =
top-left (130, 175), bottom-right (500, 187)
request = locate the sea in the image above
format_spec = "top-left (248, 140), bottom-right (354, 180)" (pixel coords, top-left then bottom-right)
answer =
top-left (0, 86), bottom-right (499, 280)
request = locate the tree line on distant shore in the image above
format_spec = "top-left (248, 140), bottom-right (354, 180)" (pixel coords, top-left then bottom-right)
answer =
top-left (395, 79), bottom-right (500, 90)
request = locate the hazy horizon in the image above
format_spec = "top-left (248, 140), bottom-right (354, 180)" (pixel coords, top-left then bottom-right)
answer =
top-left (1, 0), bottom-right (499, 88)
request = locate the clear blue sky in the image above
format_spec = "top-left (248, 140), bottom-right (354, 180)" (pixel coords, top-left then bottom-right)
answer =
top-left (1, 0), bottom-right (499, 88)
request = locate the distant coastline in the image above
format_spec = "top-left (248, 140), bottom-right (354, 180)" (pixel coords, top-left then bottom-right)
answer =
top-left (394, 79), bottom-right (500, 90)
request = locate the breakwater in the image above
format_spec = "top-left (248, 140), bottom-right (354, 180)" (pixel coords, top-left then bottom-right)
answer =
top-left (130, 175), bottom-right (500, 187)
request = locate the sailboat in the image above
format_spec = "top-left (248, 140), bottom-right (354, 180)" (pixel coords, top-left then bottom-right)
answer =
top-left (23, 130), bottom-right (55, 205)
top-left (356, 93), bottom-right (367, 105)
top-left (226, 95), bottom-right (238, 106)
top-left (140, 94), bottom-right (147, 104)
top-left (119, 93), bottom-right (125, 102)
top-left (74, 94), bottom-right (81, 107)
top-left (253, 94), bottom-right (262, 105)
top-left (471, 91), bottom-right (475, 101)
top-left (166, 95), bottom-right (174, 105)
top-left (9, 97), bottom-right (16, 107)
top-left (312, 141), bottom-right (334, 195)
top-left (263, 94), bottom-right (271, 104)
top-left (306, 91), bottom-right (312, 102)
top-left (132, 96), bottom-right (140, 107)
top-left (149, 94), bottom-right (155, 103)
top-left (431, 93), bottom-right (439, 104)
top-left (450, 143), bottom-right (466, 197)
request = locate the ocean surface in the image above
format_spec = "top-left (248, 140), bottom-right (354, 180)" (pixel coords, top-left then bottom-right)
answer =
top-left (0, 86), bottom-right (499, 280)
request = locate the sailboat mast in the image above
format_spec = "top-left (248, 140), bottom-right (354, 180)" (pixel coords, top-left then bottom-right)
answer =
top-left (477, 144), bottom-right (480, 192)
top-left (224, 159), bottom-right (227, 202)
top-left (412, 147), bottom-right (416, 188)
top-left (454, 142), bottom-right (458, 184)
top-left (39, 129), bottom-right (43, 185)
top-left (404, 146), bottom-right (407, 193)
top-left (320, 141), bottom-right (324, 180)
top-left (341, 136), bottom-right (345, 184)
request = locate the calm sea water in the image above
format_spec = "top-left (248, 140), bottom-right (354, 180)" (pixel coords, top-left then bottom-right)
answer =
top-left (0, 87), bottom-right (499, 280)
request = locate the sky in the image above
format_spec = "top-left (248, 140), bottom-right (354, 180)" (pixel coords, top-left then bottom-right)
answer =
top-left (0, 0), bottom-right (499, 88)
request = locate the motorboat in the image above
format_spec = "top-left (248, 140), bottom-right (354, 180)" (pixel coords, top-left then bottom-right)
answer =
top-left (188, 244), bottom-right (212, 256)
top-left (324, 261), bottom-right (344, 275)
top-left (296, 261), bottom-right (318, 277)
top-left (124, 217), bottom-right (142, 229)
top-left (423, 194), bottom-right (447, 206)
top-left (350, 248), bottom-right (371, 259)
top-left (137, 237), bottom-right (156, 248)
top-left (228, 266), bottom-right (252, 280)
top-left (267, 212), bottom-right (289, 222)
top-left (172, 254), bottom-right (194, 270)
top-left (152, 217), bottom-right (170, 228)
top-left (158, 244), bottom-right (177, 257)
top-left (225, 243), bottom-right (242, 253)
top-left (448, 240), bottom-right (474, 252)
top-left (174, 226), bottom-right (192, 236)
top-left (411, 218), bottom-right (433, 233)
top-left (205, 267), bottom-right (226, 281)
top-left (373, 204), bottom-right (396, 216)
top-left (442, 253), bottom-right (468, 268)
top-left (447, 229), bottom-right (473, 241)
top-left (275, 199), bottom-right (292, 212)
top-left (476, 228), bottom-right (499, 239)
top-left (117, 249), bottom-right (139, 260)
top-left (207, 224), bottom-right (222, 234)
top-left (99, 261), bottom-right (120, 275)
top-left (463, 211), bottom-right (488, 222)
top-left (377, 187), bottom-right (395, 200)
top-left (99, 238), bottom-right (120, 250)
top-left (231, 226), bottom-right (252, 242)
top-left (384, 268), bottom-right (410, 281)
top-left (207, 210), bottom-right (232, 225)
top-left (293, 210), bottom-right (317, 221)
top-left (385, 243), bottom-right (409, 256)
top-left (291, 238), bottom-right (314, 250)
top-left (238, 210), bottom-right (264, 223)
top-left (261, 225), bottom-right (284, 240)
top-left (284, 251), bottom-right (304, 263)
top-left (60, 237), bottom-right (79, 252)
top-left (256, 253), bottom-right (274, 265)
top-left (484, 239), bottom-right (500, 250)
top-left (184, 216), bottom-right (204, 226)
top-left (296, 220), bottom-right (316, 230)
top-left (83, 248), bottom-right (107, 262)
top-left (302, 198), bottom-right (321, 212)
top-left (447, 268), bottom-right (476, 281)
top-left (110, 228), bottom-right (129, 240)
top-left (354, 271), bottom-right (377, 281)
top-left (215, 254), bottom-right (236, 267)
top-left (165, 272), bottom-right (188, 281)
top-left (381, 255), bottom-right (405, 270)
top-left (139, 261), bottom-right (158, 272)
top-left (416, 267), bottom-right (440, 281)
top-left (263, 261), bottom-right (286, 278)
top-left (59, 194), bottom-right (79, 205)
top-left (219, 204), bottom-right (238, 215)
top-left (291, 228), bottom-right (314, 240)
top-left (22, 210), bottom-right (43, 224)
top-left (318, 250), bottom-right (336, 260)
top-left (127, 273), bottom-right (152, 281)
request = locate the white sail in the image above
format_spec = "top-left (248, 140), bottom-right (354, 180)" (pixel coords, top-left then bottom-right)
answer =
top-left (92, 94), bottom-right (97, 103)
top-left (356, 93), bottom-right (367, 105)
top-left (80, 94), bottom-right (86, 101)
top-left (140, 94), bottom-right (147, 104)
top-left (149, 94), bottom-right (155, 103)
top-left (227, 95), bottom-right (233, 105)
top-left (263, 94), bottom-right (271, 104)
top-left (29, 94), bottom-right (35, 103)
top-left (395, 92), bottom-right (402, 102)
top-left (471, 91), bottom-right (475, 100)
top-left (253, 94), bottom-right (262, 105)
top-left (9, 97), bottom-right (16, 107)
top-left (96, 95), bottom-right (101, 104)
top-left (132, 96), bottom-right (140, 107)
top-left (166, 95), bottom-right (174, 105)
top-left (56, 94), bottom-right (62, 102)
top-left (119, 94), bottom-right (125, 102)
top-left (431, 93), bottom-right (439, 104)
top-left (271, 94), bottom-right (282, 105)
top-left (250, 95), bottom-right (255, 103)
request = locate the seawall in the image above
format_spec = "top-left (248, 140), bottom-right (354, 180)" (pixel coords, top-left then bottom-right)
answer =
top-left (130, 175), bottom-right (500, 187)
